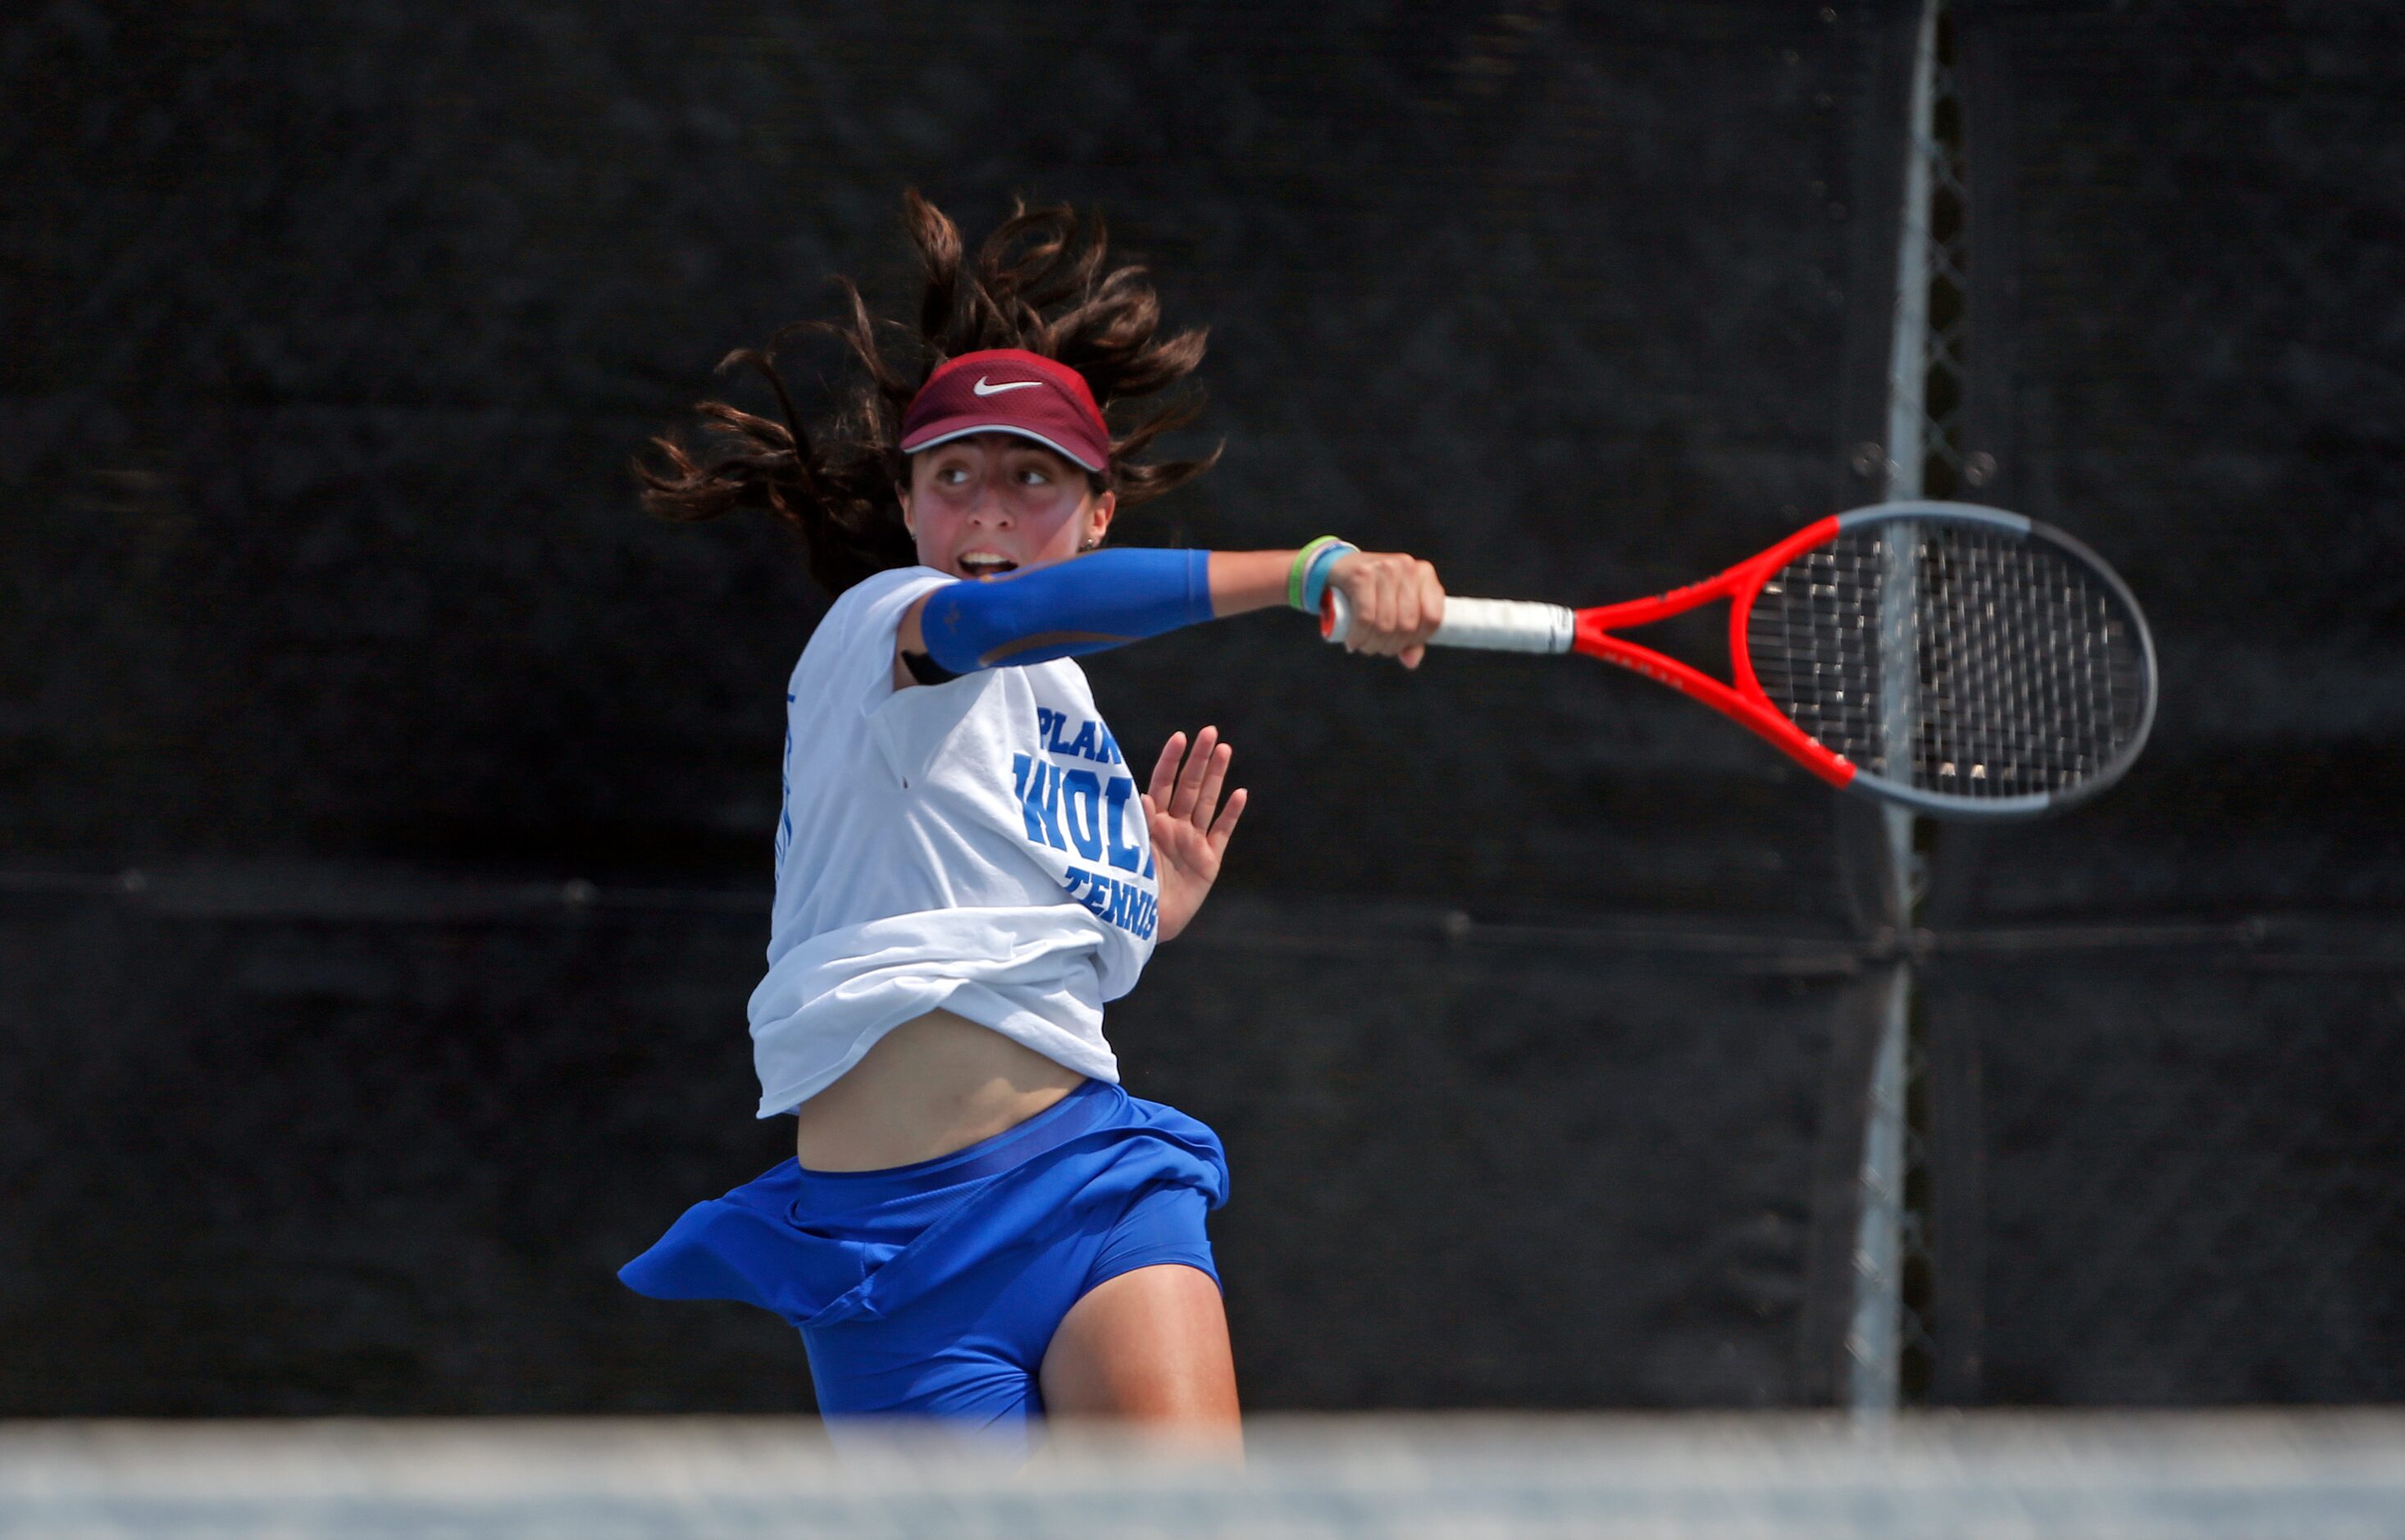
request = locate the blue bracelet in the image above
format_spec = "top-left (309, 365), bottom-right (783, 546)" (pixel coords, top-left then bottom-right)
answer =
top-left (1287, 536), bottom-right (1346, 610)
top-left (1299, 539), bottom-right (1355, 616)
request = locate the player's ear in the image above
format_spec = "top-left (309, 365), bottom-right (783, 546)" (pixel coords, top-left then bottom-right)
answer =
top-left (1085, 490), bottom-right (1115, 549)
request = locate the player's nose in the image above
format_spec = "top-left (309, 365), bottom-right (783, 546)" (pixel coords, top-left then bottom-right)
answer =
top-left (963, 470), bottom-right (1013, 523)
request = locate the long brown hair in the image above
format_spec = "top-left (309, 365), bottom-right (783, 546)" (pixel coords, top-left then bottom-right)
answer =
top-left (637, 190), bottom-right (1218, 595)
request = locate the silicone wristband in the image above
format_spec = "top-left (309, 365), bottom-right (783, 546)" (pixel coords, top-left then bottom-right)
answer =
top-left (1287, 536), bottom-right (1346, 612)
top-left (1300, 540), bottom-right (1355, 616)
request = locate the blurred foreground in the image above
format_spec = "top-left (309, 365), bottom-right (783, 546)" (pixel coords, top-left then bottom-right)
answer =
top-left (6, 1411), bottom-right (2404, 1538)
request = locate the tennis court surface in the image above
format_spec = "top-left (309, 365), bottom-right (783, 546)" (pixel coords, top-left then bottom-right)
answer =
top-left (7, 1412), bottom-right (2403, 1538)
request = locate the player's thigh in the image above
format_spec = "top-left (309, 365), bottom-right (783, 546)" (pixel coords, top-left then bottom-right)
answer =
top-left (1039, 1264), bottom-right (1239, 1428)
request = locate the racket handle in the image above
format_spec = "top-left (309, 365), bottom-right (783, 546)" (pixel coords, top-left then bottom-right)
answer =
top-left (1322, 590), bottom-right (1577, 654)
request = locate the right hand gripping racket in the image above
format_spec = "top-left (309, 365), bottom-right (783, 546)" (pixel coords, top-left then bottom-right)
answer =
top-left (1324, 501), bottom-right (2157, 819)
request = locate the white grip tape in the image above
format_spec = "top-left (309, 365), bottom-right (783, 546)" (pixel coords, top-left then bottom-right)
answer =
top-left (1325, 592), bottom-right (1577, 654)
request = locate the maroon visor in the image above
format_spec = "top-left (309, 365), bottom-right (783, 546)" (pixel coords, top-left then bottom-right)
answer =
top-left (898, 349), bottom-right (1110, 472)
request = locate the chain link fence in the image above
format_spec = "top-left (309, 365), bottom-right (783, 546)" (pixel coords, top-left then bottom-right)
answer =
top-left (1926, 947), bottom-right (2405, 1403)
top-left (2, 0), bottom-right (2402, 1420)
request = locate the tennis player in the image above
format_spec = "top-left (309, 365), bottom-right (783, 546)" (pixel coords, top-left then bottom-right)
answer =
top-left (619, 193), bottom-right (1444, 1450)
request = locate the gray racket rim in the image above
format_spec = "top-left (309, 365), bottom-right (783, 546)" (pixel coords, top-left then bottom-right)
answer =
top-left (1815, 500), bottom-right (2160, 819)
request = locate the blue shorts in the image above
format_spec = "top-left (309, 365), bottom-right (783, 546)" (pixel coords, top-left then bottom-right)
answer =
top-left (619, 1078), bottom-right (1228, 1447)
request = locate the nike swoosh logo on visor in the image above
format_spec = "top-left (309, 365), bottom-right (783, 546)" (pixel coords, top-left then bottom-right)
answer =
top-left (972, 377), bottom-right (1043, 396)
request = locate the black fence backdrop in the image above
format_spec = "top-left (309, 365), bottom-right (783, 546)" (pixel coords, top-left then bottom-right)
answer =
top-left (1914, 0), bottom-right (2405, 1404)
top-left (1, 0), bottom-right (2398, 1415)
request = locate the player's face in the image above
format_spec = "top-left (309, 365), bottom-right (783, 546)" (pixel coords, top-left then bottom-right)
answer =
top-left (900, 434), bottom-right (1115, 580)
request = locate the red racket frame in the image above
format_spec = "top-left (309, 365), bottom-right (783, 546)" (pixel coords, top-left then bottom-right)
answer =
top-left (1567, 515), bottom-right (1856, 787)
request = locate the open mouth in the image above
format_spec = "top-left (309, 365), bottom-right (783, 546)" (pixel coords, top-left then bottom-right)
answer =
top-left (958, 553), bottom-right (1019, 579)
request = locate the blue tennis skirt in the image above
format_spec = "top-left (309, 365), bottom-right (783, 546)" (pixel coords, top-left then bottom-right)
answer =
top-left (619, 1078), bottom-right (1228, 1445)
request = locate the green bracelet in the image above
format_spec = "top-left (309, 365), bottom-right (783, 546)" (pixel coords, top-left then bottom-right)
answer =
top-left (1288, 536), bottom-right (1347, 611)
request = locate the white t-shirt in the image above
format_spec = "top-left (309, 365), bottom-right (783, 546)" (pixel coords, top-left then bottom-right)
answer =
top-left (746, 566), bottom-right (1162, 1118)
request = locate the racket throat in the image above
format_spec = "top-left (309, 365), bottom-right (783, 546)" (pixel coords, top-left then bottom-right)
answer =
top-left (1574, 616), bottom-right (1858, 790)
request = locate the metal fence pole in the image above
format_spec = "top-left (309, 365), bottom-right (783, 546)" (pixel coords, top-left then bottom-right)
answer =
top-left (1847, 0), bottom-right (1965, 1418)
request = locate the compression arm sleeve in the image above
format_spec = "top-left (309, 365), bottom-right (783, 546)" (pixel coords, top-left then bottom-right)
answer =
top-left (917, 548), bottom-right (1217, 673)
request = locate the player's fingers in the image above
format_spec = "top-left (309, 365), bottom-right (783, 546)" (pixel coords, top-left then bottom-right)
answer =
top-left (1190, 741), bottom-right (1232, 827)
top-left (1169, 725), bottom-right (1218, 818)
top-left (1413, 560), bottom-right (1445, 640)
top-left (1148, 733), bottom-right (1187, 807)
top-left (1337, 585), bottom-right (1370, 654)
top-left (1393, 570), bottom-right (1425, 638)
top-left (1337, 558), bottom-right (1390, 654)
top-left (1339, 565), bottom-right (1373, 651)
top-left (1401, 643), bottom-right (1426, 669)
top-left (1352, 567), bottom-right (1392, 654)
top-left (1376, 563), bottom-right (1408, 647)
top-left (1377, 558), bottom-right (1415, 637)
top-left (1387, 559), bottom-right (1425, 649)
top-left (1206, 786), bottom-right (1248, 853)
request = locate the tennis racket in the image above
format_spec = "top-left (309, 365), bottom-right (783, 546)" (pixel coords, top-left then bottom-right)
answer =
top-left (1324, 500), bottom-right (2157, 818)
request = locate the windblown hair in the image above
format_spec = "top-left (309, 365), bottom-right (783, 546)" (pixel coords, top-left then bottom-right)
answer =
top-left (637, 190), bottom-right (1218, 595)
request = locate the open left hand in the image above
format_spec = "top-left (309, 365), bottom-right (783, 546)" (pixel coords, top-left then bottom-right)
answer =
top-left (1142, 726), bottom-right (1247, 945)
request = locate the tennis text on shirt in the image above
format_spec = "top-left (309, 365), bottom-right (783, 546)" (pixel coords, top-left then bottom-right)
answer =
top-left (1011, 707), bottom-right (1159, 942)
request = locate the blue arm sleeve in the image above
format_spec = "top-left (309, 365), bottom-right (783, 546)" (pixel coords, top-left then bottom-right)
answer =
top-left (918, 548), bottom-right (1217, 673)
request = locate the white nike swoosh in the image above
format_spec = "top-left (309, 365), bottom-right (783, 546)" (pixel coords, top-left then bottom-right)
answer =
top-left (972, 376), bottom-right (1043, 396)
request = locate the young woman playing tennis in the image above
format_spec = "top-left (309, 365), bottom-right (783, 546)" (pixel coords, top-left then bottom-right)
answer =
top-left (620, 192), bottom-right (1444, 1450)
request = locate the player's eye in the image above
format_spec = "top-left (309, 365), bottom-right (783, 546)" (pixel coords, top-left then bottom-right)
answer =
top-left (1014, 465), bottom-right (1051, 486)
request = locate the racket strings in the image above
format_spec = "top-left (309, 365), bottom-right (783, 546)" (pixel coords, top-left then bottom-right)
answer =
top-left (1749, 543), bottom-right (1888, 776)
top-left (1749, 526), bottom-right (2149, 799)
